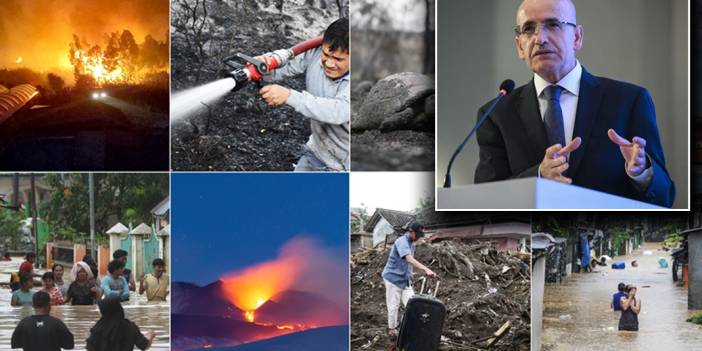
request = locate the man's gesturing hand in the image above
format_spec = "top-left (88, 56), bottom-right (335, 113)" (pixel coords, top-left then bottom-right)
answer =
top-left (607, 129), bottom-right (647, 177)
top-left (260, 84), bottom-right (290, 106)
top-left (540, 137), bottom-right (582, 184)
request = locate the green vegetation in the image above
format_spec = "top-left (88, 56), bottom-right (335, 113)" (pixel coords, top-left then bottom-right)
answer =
top-left (608, 227), bottom-right (632, 256)
top-left (0, 208), bottom-right (25, 250)
top-left (663, 232), bottom-right (684, 250)
top-left (351, 204), bottom-right (370, 233)
top-left (686, 313), bottom-right (702, 325)
top-left (42, 173), bottom-right (168, 244)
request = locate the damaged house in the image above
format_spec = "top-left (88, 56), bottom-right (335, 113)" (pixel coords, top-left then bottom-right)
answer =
top-left (363, 208), bottom-right (414, 248)
top-left (416, 210), bottom-right (531, 252)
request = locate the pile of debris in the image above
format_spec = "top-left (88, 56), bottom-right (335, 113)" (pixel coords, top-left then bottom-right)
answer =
top-left (351, 239), bottom-right (530, 351)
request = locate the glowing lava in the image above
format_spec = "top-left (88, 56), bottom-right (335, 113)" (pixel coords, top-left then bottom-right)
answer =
top-left (241, 297), bottom-right (267, 322)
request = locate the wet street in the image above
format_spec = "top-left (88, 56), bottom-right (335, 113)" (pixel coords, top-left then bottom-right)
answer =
top-left (542, 243), bottom-right (702, 351)
top-left (0, 258), bottom-right (170, 350)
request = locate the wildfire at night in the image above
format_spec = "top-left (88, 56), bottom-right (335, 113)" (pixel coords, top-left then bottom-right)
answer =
top-left (68, 31), bottom-right (168, 86)
top-left (0, 0), bottom-right (169, 87)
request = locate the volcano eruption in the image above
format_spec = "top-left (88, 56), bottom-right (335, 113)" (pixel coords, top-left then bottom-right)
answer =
top-left (172, 236), bottom-right (349, 351)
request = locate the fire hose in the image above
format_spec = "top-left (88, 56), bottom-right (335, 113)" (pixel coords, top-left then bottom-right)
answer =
top-left (222, 35), bottom-right (324, 92)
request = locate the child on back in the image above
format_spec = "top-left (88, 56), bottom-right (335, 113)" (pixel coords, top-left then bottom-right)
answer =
top-left (41, 272), bottom-right (64, 305)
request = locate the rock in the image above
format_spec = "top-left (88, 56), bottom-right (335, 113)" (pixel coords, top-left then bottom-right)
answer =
top-left (353, 80), bottom-right (374, 96)
top-left (352, 72), bottom-right (434, 132)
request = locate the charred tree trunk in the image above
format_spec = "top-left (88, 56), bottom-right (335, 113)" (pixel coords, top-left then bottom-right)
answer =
top-left (336, 0), bottom-right (349, 18)
top-left (173, 0), bottom-right (210, 83)
top-left (423, 0), bottom-right (435, 75)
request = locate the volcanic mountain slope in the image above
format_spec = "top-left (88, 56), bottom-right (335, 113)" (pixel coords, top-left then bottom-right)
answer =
top-left (171, 280), bottom-right (243, 317)
top-left (172, 280), bottom-right (347, 324)
top-left (173, 280), bottom-right (349, 351)
top-left (189, 325), bottom-right (349, 351)
top-left (255, 289), bottom-right (348, 326)
top-left (172, 314), bottom-right (282, 341)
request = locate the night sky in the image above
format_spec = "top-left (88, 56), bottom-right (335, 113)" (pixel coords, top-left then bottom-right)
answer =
top-left (171, 173), bottom-right (349, 286)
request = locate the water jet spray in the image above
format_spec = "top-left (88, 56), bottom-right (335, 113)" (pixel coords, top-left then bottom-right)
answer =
top-left (171, 36), bottom-right (324, 122)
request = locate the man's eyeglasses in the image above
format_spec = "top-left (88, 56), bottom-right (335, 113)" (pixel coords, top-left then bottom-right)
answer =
top-left (514, 19), bottom-right (577, 37)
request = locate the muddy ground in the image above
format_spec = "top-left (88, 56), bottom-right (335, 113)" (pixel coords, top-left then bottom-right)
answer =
top-left (171, 0), bottom-right (342, 171)
top-left (351, 240), bottom-right (530, 351)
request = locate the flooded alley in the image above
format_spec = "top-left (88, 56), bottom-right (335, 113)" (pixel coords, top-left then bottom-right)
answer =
top-left (0, 257), bottom-right (170, 350)
top-left (542, 243), bottom-right (702, 351)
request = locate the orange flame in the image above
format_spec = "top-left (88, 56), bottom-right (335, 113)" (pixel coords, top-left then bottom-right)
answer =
top-left (220, 251), bottom-right (302, 313)
top-left (222, 237), bottom-right (316, 311)
top-left (72, 49), bottom-right (125, 84)
top-left (220, 236), bottom-right (348, 329)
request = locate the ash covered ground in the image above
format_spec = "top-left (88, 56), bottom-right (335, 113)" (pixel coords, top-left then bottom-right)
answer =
top-left (351, 129), bottom-right (435, 171)
top-left (171, 0), bottom-right (345, 171)
top-left (351, 240), bottom-right (530, 351)
top-left (351, 77), bottom-right (435, 172)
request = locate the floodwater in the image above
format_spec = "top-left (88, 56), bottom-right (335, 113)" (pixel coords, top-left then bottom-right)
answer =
top-left (542, 243), bottom-right (702, 351)
top-left (171, 78), bottom-right (237, 122)
top-left (0, 258), bottom-right (170, 350)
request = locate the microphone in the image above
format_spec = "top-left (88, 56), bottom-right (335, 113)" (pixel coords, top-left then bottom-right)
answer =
top-left (443, 79), bottom-right (515, 188)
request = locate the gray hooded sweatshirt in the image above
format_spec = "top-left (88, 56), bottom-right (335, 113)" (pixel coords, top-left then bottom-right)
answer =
top-left (265, 47), bottom-right (350, 171)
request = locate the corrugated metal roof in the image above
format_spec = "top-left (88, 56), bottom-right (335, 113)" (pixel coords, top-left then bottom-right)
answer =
top-left (0, 84), bottom-right (38, 123)
top-left (150, 196), bottom-right (170, 216)
top-left (427, 222), bottom-right (532, 242)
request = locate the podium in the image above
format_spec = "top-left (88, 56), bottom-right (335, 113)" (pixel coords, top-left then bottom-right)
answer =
top-left (436, 177), bottom-right (663, 210)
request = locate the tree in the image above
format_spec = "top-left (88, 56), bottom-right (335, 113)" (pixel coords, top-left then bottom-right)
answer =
top-left (0, 209), bottom-right (25, 250)
top-left (422, 0), bottom-right (435, 75)
top-left (172, 0), bottom-right (211, 82)
top-left (351, 204), bottom-right (370, 233)
top-left (47, 73), bottom-right (65, 94)
top-left (41, 173), bottom-right (169, 243)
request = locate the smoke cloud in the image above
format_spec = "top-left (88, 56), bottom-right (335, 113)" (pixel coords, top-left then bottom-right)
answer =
top-left (0, 0), bottom-right (168, 83)
top-left (220, 235), bottom-right (349, 314)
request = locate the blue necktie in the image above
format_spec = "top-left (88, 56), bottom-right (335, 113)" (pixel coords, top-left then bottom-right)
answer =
top-left (543, 85), bottom-right (565, 147)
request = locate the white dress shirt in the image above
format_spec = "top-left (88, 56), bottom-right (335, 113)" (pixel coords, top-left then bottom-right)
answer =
top-left (533, 61), bottom-right (652, 187)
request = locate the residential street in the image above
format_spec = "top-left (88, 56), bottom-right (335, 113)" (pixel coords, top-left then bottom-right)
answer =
top-left (542, 243), bottom-right (702, 351)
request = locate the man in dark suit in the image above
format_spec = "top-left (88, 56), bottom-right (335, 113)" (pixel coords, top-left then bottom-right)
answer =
top-left (474, 0), bottom-right (675, 207)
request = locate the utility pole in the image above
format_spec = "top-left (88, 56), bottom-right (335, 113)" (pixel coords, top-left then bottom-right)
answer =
top-left (12, 173), bottom-right (19, 208)
top-left (30, 174), bottom-right (38, 267)
top-left (89, 173), bottom-right (96, 261)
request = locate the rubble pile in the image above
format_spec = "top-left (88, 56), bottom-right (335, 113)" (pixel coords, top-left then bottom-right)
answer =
top-left (351, 240), bottom-right (530, 351)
